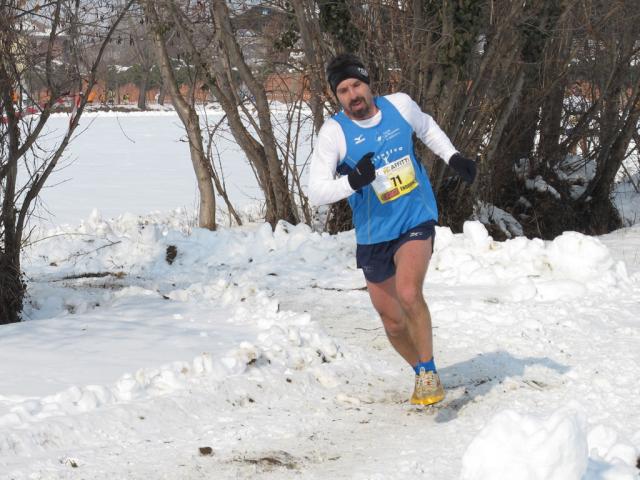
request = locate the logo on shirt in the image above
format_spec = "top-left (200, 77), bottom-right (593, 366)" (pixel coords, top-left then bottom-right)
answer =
top-left (374, 146), bottom-right (404, 165)
top-left (376, 128), bottom-right (400, 143)
top-left (382, 128), bottom-right (401, 141)
top-left (354, 134), bottom-right (365, 144)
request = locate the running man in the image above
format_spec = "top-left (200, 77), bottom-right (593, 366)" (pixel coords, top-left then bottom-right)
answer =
top-left (308, 54), bottom-right (476, 405)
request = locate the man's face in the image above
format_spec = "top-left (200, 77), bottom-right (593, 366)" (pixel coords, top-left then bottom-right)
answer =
top-left (335, 78), bottom-right (377, 120)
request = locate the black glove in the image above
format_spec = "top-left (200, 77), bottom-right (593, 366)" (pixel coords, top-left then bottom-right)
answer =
top-left (347, 152), bottom-right (376, 191)
top-left (449, 153), bottom-right (477, 184)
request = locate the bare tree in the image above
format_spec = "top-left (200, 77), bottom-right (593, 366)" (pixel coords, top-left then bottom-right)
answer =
top-left (157, 0), bottom-right (299, 227)
top-left (1, 0), bottom-right (133, 324)
top-left (209, 0), bottom-right (298, 226)
top-left (127, 9), bottom-right (156, 110)
top-left (143, 0), bottom-right (216, 230)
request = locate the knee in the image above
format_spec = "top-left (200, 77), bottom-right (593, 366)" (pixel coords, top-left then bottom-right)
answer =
top-left (395, 285), bottom-right (424, 311)
top-left (380, 314), bottom-right (407, 337)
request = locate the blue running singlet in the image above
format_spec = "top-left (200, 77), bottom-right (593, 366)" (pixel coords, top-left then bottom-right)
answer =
top-left (334, 96), bottom-right (438, 245)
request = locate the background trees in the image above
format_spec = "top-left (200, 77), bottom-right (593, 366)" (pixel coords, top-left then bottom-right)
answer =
top-left (304, 0), bottom-right (640, 238)
top-left (1, 0), bottom-right (132, 324)
top-left (2, 0), bottom-right (639, 324)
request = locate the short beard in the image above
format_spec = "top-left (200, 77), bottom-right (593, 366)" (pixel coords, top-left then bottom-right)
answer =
top-left (347, 97), bottom-right (372, 120)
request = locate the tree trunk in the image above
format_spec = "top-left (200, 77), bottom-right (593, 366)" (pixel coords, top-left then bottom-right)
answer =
top-left (212, 1), bottom-right (297, 226)
top-left (0, 126), bottom-right (23, 324)
top-left (137, 68), bottom-right (149, 110)
top-left (0, 247), bottom-right (24, 325)
top-left (145, 1), bottom-right (216, 230)
top-left (158, 83), bottom-right (166, 105)
top-left (538, 25), bottom-right (572, 169)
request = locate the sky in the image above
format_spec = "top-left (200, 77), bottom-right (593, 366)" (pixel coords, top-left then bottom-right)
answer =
top-left (1, 110), bottom-right (639, 479)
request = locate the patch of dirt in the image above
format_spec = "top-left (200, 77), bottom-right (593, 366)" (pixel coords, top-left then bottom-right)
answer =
top-left (232, 450), bottom-right (299, 472)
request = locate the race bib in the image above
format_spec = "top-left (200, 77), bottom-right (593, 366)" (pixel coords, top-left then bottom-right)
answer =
top-left (371, 155), bottom-right (419, 203)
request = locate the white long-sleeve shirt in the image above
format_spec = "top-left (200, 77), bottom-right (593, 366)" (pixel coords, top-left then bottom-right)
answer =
top-left (308, 92), bottom-right (458, 206)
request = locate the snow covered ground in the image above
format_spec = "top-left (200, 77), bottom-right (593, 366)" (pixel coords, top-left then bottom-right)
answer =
top-left (30, 109), bottom-right (268, 226)
top-left (2, 111), bottom-right (640, 479)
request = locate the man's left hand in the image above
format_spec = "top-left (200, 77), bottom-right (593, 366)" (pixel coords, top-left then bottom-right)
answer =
top-left (449, 153), bottom-right (477, 184)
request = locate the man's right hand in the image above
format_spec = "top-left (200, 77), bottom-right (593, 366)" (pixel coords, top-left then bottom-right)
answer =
top-left (347, 152), bottom-right (376, 191)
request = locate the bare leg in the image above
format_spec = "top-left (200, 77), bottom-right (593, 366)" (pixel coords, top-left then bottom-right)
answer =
top-left (366, 276), bottom-right (419, 366)
top-left (393, 238), bottom-right (433, 363)
top-left (366, 238), bottom-right (433, 366)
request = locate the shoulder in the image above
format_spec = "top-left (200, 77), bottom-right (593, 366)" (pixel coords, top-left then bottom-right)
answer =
top-left (317, 117), bottom-right (344, 142)
top-left (383, 92), bottom-right (423, 121)
top-left (382, 92), bottom-right (426, 129)
top-left (315, 117), bottom-right (346, 159)
top-left (384, 92), bottom-right (415, 110)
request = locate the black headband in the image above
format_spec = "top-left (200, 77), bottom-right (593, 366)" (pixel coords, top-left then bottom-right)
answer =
top-left (327, 64), bottom-right (370, 95)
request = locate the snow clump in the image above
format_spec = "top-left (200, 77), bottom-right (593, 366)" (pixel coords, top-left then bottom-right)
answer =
top-left (460, 407), bottom-right (589, 480)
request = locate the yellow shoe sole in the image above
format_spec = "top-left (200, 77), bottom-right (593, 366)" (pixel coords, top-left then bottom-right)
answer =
top-left (410, 391), bottom-right (445, 406)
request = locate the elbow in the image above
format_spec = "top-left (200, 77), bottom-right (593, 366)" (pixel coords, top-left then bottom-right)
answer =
top-left (307, 183), bottom-right (323, 207)
top-left (307, 176), bottom-right (352, 206)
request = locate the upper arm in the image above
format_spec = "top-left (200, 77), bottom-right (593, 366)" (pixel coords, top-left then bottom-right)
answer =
top-left (308, 121), bottom-right (353, 205)
top-left (388, 93), bottom-right (458, 163)
top-left (311, 122), bottom-right (342, 179)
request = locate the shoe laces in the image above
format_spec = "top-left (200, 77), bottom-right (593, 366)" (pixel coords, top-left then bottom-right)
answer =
top-left (416, 368), bottom-right (438, 391)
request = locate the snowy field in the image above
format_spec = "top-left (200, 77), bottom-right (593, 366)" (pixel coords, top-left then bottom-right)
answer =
top-left (2, 111), bottom-right (640, 479)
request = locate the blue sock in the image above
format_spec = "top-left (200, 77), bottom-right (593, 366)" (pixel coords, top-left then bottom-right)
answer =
top-left (414, 358), bottom-right (437, 374)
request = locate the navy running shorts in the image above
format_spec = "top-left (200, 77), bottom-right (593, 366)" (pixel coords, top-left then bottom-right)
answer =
top-left (356, 220), bottom-right (436, 284)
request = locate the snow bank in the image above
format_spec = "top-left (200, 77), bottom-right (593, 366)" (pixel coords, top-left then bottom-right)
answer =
top-left (25, 211), bottom-right (360, 321)
top-left (586, 425), bottom-right (640, 479)
top-left (431, 221), bottom-right (629, 301)
top-left (13, 212), bottom-right (638, 477)
top-left (30, 215), bottom-right (629, 310)
top-left (461, 407), bottom-right (589, 480)
top-left (2, 214), bottom-right (351, 448)
top-left (0, 286), bottom-right (340, 454)
top-left (461, 407), bottom-right (638, 480)
top-left (24, 214), bottom-right (632, 350)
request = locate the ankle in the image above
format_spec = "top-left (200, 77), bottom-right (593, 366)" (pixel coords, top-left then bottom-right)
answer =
top-left (413, 358), bottom-right (436, 374)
